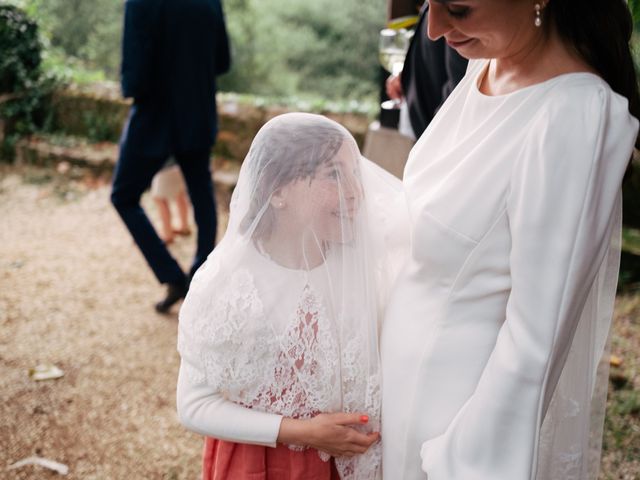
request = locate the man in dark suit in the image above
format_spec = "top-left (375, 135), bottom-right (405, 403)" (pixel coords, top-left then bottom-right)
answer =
top-left (386, 1), bottom-right (467, 138)
top-left (111, 0), bottom-right (230, 313)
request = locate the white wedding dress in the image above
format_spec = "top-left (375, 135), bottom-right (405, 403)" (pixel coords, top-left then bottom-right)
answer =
top-left (381, 60), bottom-right (638, 479)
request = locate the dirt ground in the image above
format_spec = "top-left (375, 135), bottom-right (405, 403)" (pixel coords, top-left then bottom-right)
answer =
top-left (1, 164), bottom-right (206, 479)
top-left (1, 163), bottom-right (638, 479)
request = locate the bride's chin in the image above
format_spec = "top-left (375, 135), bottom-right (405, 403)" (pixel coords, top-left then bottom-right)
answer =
top-left (445, 40), bottom-right (476, 59)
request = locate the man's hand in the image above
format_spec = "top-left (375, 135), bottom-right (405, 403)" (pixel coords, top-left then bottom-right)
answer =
top-left (385, 74), bottom-right (404, 100)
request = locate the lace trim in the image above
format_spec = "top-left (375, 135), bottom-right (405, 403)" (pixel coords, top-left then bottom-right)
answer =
top-left (538, 389), bottom-right (585, 479)
top-left (179, 268), bottom-right (381, 479)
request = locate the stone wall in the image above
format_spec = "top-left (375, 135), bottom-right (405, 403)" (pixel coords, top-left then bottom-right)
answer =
top-left (46, 86), bottom-right (371, 164)
top-left (10, 85), bottom-right (373, 212)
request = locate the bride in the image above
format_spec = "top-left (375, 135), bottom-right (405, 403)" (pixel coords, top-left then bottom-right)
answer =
top-left (381, 0), bottom-right (640, 479)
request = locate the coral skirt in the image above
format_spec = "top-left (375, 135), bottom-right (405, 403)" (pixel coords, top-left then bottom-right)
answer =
top-left (202, 437), bottom-right (341, 480)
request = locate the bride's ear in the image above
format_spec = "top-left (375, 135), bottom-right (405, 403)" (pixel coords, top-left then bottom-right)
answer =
top-left (270, 188), bottom-right (287, 209)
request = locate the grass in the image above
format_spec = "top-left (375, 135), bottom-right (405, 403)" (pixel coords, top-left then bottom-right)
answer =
top-left (603, 228), bottom-right (640, 478)
top-left (602, 292), bottom-right (640, 479)
top-left (622, 228), bottom-right (640, 256)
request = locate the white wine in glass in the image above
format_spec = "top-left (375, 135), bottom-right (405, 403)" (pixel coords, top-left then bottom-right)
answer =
top-left (379, 48), bottom-right (407, 76)
top-left (378, 28), bottom-right (410, 76)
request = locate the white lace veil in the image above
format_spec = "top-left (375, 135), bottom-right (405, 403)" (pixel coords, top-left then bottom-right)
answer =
top-left (178, 112), bottom-right (407, 479)
top-left (536, 195), bottom-right (622, 480)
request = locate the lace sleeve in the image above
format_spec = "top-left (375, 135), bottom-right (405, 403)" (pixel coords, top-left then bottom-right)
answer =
top-left (177, 267), bottom-right (265, 391)
top-left (176, 358), bottom-right (283, 447)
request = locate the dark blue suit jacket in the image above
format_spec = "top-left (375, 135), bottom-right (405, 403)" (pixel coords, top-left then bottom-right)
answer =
top-left (120, 0), bottom-right (231, 158)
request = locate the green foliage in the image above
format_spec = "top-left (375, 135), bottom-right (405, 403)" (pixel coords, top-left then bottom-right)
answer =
top-left (0, 4), bottom-right (41, 92)
top-left (604, 386), bottom-right (640, 461)
top-left (284, 0), bottom-right (383, 100)
top-left (5, 0), bottom-right (385, 103)
top-left (81, 110), bottom-right (117, 143)
top-left (218, 0), bottom-right (385, 102)
top-left (630, 0), bottom-right (640, 26)
top-left (0, 3), bottom-right (59, 159)
top-left (9, 0), bottom-right (123, 79)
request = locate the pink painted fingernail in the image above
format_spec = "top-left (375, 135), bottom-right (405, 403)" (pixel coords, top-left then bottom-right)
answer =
top-left (360, 415), bottom-right (369, 424)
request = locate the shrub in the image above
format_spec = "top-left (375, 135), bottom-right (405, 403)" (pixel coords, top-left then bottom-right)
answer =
top-left (0, 4), bottom-right (58, 160)
top-left (0, 5), bottom-right (41, 93)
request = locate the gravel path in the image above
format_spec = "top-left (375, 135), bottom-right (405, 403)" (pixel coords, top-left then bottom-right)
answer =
top-left (1, 164), bottom-right (206, 479)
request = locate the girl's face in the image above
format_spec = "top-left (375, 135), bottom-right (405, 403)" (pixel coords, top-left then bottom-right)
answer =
top-left (277, 141), bottom-right (363, 244)
top-left (427, 0), bottom-right (536, 60)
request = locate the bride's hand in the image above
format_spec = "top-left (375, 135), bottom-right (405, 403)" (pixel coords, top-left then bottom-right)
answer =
top-left (277, 413), bottom-right (380, 457)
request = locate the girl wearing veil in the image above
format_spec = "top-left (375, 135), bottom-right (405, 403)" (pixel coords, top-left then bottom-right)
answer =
top-left (177, 113), bottom-right (406, 479)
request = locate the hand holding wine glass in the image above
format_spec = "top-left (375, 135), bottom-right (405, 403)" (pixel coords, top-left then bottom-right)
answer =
top-left (379, 28), bottom-right (412, 106)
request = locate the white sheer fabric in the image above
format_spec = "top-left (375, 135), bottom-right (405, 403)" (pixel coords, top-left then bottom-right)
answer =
top-left (178, 113), bottom-right (407, 479)
top-left (536, 197), bottom-right (622, 480)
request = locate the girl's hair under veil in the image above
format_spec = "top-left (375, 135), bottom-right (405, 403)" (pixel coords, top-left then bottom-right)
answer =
top-left (238, 115), bottom-right (346, 239)
top-left (178, 112), bottom-right (408, 480)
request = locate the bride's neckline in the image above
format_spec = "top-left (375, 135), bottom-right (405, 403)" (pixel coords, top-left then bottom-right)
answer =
top-left (473, 60), bottom-right (602, 99)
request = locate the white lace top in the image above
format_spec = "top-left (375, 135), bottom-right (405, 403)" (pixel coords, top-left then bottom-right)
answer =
top-left (177, 244), bottom-right (381, 479)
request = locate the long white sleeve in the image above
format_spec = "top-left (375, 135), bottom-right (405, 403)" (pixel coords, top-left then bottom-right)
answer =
top-left (419, 83), bottom-right (638, 479)
top-left (176, 359), bottom-right (283, 447)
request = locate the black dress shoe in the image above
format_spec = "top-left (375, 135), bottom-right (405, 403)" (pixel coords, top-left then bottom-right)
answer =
top-left (155, 281), bottom-right (188, 314)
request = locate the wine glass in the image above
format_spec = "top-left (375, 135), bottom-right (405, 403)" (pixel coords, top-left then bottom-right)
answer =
top-left (378, 28), bottom-right (410, 77)
top-left (379, 28), bottom-right (412, 112)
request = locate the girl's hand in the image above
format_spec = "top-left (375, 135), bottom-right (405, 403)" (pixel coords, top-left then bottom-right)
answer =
top-left (277, 412), bottom-right (380, 457)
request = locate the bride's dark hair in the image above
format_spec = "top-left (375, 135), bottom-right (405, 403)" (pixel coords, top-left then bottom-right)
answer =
top-left (546, 0), bottom-right (640, 147)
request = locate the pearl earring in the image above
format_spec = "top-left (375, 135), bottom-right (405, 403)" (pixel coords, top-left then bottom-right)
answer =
top-left (534, 3), bottom-right (542, 27)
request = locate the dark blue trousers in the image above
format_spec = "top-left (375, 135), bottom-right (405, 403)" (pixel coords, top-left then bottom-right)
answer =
top-left (110, 146), bottom-right (216, 284)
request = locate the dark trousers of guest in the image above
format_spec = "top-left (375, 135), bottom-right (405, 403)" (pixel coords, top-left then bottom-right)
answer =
top-left (110, 146), bottom-right (216, 285)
